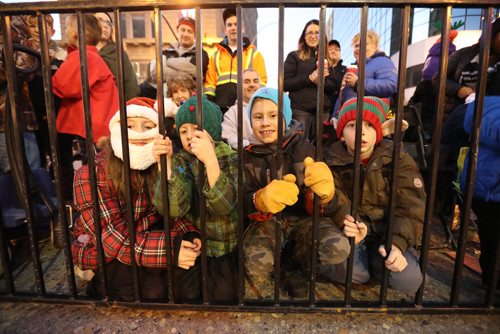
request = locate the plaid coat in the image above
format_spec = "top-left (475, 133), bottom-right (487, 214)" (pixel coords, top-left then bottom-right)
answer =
top-left (71, 153), bottom-right (199, 270)
top-left (153, 141), bottom-right (239, 258)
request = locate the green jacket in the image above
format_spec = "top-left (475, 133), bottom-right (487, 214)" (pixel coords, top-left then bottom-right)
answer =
top-left (99, 42), bottom-right (140, 101)
top-left (323, 140), bottom-right (426, 252)
top-left (152, 142), bottom-right (238, 257)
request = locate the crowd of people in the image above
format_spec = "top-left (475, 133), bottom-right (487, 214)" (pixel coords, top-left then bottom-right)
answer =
top-left (1, 8), bottom-right (499, 302)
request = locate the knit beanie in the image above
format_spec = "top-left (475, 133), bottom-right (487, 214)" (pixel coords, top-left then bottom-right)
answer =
top-left (247, 87), bottom-right (292, 128)
top-left (177, 16), bottom-right (195, 31)
top-left (336, 96), bottom-right (389, 144)
top-left (175, 95), bottom-right (223, 141)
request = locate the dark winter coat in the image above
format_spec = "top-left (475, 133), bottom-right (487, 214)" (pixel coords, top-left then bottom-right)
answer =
top-left (322, 139), bottom-right (426, 252)
top-left (284, 50), bottom-right (341, 114)
top-left (243, 120), bottom-right (314, 221)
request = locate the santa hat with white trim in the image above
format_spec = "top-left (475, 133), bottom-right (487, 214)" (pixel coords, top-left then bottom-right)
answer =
top-left (108, 97), bottom-right (159, 131)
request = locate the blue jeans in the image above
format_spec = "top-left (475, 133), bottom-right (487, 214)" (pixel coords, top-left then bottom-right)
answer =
top-left (0, 132), bottom-right (41, 174)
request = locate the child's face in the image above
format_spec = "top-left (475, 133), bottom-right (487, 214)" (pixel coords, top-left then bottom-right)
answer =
top-left (127, 117), bottom-right (156, 145)
top-left (251, 99), bottom-right (282, 145)
top-left (179, 123), bottom-right (197, 153)
top-left (172, 87), bottom-right (192, 106)
top-left (341, 120), bottom-right (377, 159)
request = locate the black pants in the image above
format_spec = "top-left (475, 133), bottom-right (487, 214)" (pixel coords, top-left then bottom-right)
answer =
top-left (472, 198), bottom-right (500, 287)
top-left (86, 259), bottom-right (199, 302)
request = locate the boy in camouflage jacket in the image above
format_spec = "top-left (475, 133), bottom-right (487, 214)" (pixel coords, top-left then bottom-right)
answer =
top-left (324, 96), bottom-right (425, 293)
top-left (243, 87), bottom-right (349, 299)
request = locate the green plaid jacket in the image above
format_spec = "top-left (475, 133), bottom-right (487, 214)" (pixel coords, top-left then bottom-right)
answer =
top-left (153, 141), bottom-right (239, 257)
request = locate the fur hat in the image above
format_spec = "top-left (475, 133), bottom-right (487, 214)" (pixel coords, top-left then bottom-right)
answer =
top-left (247, 87), bottom-right (292, 128)
top-left (336, 97), bottom-right (389, 144)
top-left (175, 95), bottom-right (223, 141)
top-left (108, 97), bottom-right (158, 130)
top-left (177, 16), bottom-right (195, 31)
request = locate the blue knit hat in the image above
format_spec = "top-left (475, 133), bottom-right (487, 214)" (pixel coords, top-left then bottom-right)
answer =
top-left (247, 87), bottom-right (292, 128)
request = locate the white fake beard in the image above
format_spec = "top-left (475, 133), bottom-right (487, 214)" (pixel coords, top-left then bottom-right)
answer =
top-left (110, 125), bottom-right (159, 170)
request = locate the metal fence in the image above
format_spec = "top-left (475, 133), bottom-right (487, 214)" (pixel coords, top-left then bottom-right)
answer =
top-left (0, 0), bottom-right (499, 314)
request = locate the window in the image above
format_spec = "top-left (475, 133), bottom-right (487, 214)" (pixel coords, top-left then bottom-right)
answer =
top-left (132, 14), bottom-right (145, 38)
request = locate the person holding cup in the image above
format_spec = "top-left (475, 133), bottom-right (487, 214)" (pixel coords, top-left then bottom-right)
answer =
top-left (337, 30), bottom-right (397, 111)
top-left (284, 20), bottom-right (342, 141)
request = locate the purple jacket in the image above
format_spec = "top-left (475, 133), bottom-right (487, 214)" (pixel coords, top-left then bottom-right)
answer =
top-left (421, 42), bottom-right (457, 80)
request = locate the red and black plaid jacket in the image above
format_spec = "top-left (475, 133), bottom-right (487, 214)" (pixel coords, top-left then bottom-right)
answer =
top-left (71, 153), bottom-right (199, 270)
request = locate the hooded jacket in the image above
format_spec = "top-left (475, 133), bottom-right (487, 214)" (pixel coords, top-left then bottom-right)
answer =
top-left (461, 96), bottom-right (500, 202)
top-left (341, 51), bottom-right (397, 106)
top-left (204, 37), bottom-right (267, 111)
top-left (322, 139), bottom-right (426, 252)
top-left (243, 120), bottom-right (314, 221)
top-left (161, 42), bottom-right (209, 80)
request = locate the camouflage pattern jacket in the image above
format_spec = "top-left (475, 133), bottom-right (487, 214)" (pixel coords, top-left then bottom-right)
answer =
top-left (322, 139), bottom-right (426, 252)
top-left (243, 120), bottom-right (315, 222)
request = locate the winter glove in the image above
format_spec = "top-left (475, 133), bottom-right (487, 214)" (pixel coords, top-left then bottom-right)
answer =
top-left (303, 157), bottom-right (335, 204)
top-left (254, 174), bottom-right (299, 214)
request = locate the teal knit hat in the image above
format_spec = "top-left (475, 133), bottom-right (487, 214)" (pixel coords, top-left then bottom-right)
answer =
top-left (175, 95), bottom-right (223, 141)
top-left (336, 96), bottom-right (389, 144)
top-left (247, 87), bottom-right (292, 128)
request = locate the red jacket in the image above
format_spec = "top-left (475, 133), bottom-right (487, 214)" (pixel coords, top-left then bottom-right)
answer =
top-left (52, 46), bottom-right (118, 142)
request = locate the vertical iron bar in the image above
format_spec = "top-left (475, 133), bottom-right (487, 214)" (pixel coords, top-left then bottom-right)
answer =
top-left (113, 8), bottom-right (140, 302)
top-left (195, 6), bottom-right (209, 305)
top-left (1, 14), bottom-right (45, 296)
top-left (153, 7), bottom-right (174, 304)
top-left (308, 4), bottom-right (327, 307)
top-left (37, 11), bottom-right (77, 298)
top-left (236, 5), bottom-right (245, 306)
top-left (344, 4), bottom-right (368, 307)
top-left (76, 11), bottom-right (108, 299)
top-left (273, 4), bottom-right (285, 306)
top-left (415, 6), bottom-right (452, 306)
top-left (450, 6), bottom-right (493, 307)
top-left (379, 5), bottom-right (410, 306)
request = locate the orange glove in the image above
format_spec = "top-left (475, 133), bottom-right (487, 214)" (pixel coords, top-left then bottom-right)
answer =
top-left (303, 157), bottom-right (335, 204)
top-left (254, 174), bottom-right (299, 214)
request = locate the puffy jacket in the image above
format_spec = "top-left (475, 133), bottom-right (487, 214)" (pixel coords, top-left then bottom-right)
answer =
top-left (422, 41), bottom-right (456, 80)
top-left (98, 42), bottom-right (140, 101)
top-left (204, 37), bottom-right (267, 111)
top-left (284, 50), bottom-right (341, 114)
top-left (323, 139), bottom-right (426, 252)
top-left (341, 51), bottom-right (397, 105)
top-left (161, 42), bottom-right (209, 81)
top-left (243, 120), bottom-right (314, 221)
top-left (461, 96), bottom-right (500, 202)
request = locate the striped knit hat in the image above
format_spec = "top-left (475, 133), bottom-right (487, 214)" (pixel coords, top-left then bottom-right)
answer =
top-left (336, 96), bottom-right (390, 144)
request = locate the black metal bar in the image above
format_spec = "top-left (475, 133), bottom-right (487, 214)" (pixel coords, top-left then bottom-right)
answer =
top-left (236, 5), bottom-right (245, 306)
top-left (273, 4), bottom-right (285, 306)
top-left (0, 0), bottom-right (495, 15)
top-left (112, 8), bottom-right (141, 302)
top-left (1, 14), bottom-right (46, 297)
top-left (76, 11), bottom-right (108, 299)
top-left (378, 5), bottom-right (410, 306)
top-left (153, 7), bottom-right (174, 304)
top-left (450, 6), bottom-right (493, 307)
top-left (486, 229), bottom-right (500, 306)
top-left (344, 4), bottom-right (368, 308)
top-left (37, 12), bottom-right (77, 298)
top-left (308, 4), bottom-right (327, 307)
top-left (415, 6), bottom-right (451, 306)
top-left (195, 6), bottom-right (209, 305)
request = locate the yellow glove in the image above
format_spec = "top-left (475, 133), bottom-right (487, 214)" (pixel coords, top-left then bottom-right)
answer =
top-left (254, 174), bottom-right (299, 214)
top-left (303, 157), bottom-right (335, 204)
